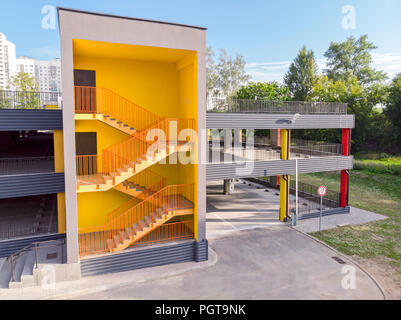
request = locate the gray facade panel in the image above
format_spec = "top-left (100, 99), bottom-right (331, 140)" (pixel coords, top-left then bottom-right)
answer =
top-left (206, 156), bottom-right (353, 180)
top-left (0, 110), bottom-right (63, 131)
top-left (80, 241), bottom-right (201, 277)
top-left (206, 113), bottom-right (355, 129)
top-left (0, 173), bottom-right (65, 199)
top-left (0, 233), bottom-right (66, 258)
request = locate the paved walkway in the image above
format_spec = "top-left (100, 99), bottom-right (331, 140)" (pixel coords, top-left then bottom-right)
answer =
top-left (294, 207), bottom-right (387, 233)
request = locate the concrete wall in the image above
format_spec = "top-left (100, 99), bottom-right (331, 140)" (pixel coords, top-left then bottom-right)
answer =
top-left (58, 8), bottom-right (206, 262)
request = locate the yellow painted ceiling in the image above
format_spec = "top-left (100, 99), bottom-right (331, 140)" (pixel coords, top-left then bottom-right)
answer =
top-left (73, 39), bottom-right (193, 63)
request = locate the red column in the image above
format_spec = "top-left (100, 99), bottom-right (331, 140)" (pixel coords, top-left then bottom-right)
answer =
top-left (340, 128), bottom-right (350, 207)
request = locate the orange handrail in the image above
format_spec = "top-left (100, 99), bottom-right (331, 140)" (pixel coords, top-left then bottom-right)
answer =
top-left (76, 155), bottom-right (98, 176)
top-left (130, 220), bottom-right (194, 248)
top-left (74, 86), bottom-right (161, 131)
top-left (100, 118), bottom-right (195, 177)
top-left (78, 184), bottom-right (194, 257)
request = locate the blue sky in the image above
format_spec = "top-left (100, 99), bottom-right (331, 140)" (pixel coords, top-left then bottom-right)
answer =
top-left (1, 0), bottom-right (401, 82)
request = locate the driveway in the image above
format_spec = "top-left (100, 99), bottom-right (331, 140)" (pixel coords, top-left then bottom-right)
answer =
top-left (71, 227), bottom-right (383, 299)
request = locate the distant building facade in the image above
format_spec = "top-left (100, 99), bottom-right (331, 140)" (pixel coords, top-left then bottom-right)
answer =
top-left (0, 32), bottom-right (61, 92)
top-left (0, 32), bottom-right (16, 90)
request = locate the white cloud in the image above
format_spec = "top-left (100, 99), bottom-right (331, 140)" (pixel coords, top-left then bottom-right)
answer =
top-left (246, 53), bottom-right (401, 83)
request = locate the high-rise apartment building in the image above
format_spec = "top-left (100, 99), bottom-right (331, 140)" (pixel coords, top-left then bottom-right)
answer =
top-left (35, 58), bottom-right (62, 92)
top-left (0, 32), bottom-right (61, 91)
top-left (0, 32), bottom-right (16, 90)
top-left (15, 56), bottom-right (35, 78)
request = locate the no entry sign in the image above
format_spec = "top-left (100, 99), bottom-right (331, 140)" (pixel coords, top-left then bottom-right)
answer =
top-left (318, 185), bottom-right (327, 197)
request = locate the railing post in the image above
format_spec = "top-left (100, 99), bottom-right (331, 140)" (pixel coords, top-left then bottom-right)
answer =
top-left (10, 256), bottom-right (15, 282)
top-left (34, 244), bottom-right (38, 269)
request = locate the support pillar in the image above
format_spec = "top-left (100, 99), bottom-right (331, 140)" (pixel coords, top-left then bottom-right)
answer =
top-left (234, 129), bottom-right (242, 146)
top-left (224, 179), bottom-right (235, 194)
top-left (53, 130), bottom-right (66, 234)
top-left (340, 128), bottom-right (350, 207)
top-left (279, 129), bottom-right (290, 221)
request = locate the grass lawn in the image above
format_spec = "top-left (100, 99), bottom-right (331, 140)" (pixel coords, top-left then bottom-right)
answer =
top-left (298, 170), bottom-right (401, 290)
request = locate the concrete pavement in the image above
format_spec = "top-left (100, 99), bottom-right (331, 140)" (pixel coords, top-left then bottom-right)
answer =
top-left (69, 227), bottom-right (384, 299)
top-left (0, 179), bottom-right (385, 299)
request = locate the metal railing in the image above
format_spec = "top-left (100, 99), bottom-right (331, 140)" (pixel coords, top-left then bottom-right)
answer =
top-left (249, 177), bottom-right (341, 215)
top-left (6, 239), bottom-right (65, 282)
top-left (0, 223), bottom-right (57, 241)
top-left (74, 86), bottom-right (161, 131)
top-left (78, 184), bottom-right (194, 257)
top-left (0, 90), bottom-right (62, 110)
top-left (129, 220), bottom-right (194, 248)
top-left (76, 118), bottom-right (195, 182)
top-left (0, 156), bottom-right (55, 176)
top-left (207, 97), bottom-right (347, 114)
top-left (291, 138), bottom-right (342, 156)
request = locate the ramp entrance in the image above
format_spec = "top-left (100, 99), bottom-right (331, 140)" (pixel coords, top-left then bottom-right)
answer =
top-left (206, 179), bottom-right (282, 240)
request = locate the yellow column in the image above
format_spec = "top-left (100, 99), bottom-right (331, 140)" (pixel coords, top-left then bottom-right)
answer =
top-left (279, 129), bottom-right (290, 221)
top-left (53, 130), bottom-right (66, 233)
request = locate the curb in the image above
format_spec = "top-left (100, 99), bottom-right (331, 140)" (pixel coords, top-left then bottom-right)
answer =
top-left (291, 226), bottom-right (387, 300)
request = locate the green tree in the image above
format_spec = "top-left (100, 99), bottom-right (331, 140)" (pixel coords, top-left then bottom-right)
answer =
top-left (10, 71), bottom-right (41, 109)
top-left (235, 81), bottom-right (290, 137)
top-left (324, 35), bottom-right (387, 86)
top-left (0, 89), bottom-right (11, 108)
top-left (384, 73), bottom-right (401, 151)
top-left (206, 47), bottom-right (219, 96)
top-left (284, 46), bottom-right (318, 101)
top-left (11, 71), bottom-right (39, 92)
top-left (309, 75), bottom-right (388, 151)
top-left (206, 47), bottom-right (250, 97)
top-left (236, 81), bottom-right (289, 100)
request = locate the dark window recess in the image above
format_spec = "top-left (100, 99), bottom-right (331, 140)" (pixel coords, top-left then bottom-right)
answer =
top-left (74, 69), bottom-right (97, 113)
top-left (75, 132), bottom-right (97, 156)
top-left (74, 70), bottom-right (96, 87)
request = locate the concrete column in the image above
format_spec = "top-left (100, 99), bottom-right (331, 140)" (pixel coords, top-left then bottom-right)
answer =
top-left (234, 129), bottom-right (242, 146)
top-left (223, 129), bottom-right (233, 163)
top-left (270, 129), bottom-right (281, 146)
top-left (224, 179), bottom-right (234, 194)
top-left (59, 29), bottom-right (79, 264)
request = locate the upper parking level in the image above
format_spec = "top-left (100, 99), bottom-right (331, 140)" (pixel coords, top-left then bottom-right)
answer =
top-left (0, 90), bottom-right (63, 131)
top-left (206, 98), bottom-right (354, 129)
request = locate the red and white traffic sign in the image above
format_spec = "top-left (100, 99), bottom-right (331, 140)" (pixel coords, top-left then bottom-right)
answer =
top-left (317, 185), bottom-right (327, 197)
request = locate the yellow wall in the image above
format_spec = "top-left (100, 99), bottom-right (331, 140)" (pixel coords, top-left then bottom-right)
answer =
top-left (77, 189), bottom-right (133, 229)
top-left (73, 41), bottom-right (198, 233)
top-left (75, 120), bottom-right (129, 152)
top-left (53, 130), bottom-right (66, 233)
top-left (279, 129), bottom-right (290, 222)
top-left (74, 55), bottom-right (181, 118)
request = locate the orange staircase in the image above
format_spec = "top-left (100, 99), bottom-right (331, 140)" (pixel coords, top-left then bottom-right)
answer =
top-left (74, 86), bottom-right (161, 133)
top-left (74, 86), bottom-right (196, 257)
top-left (78, 184), bottom-right (194, 257)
